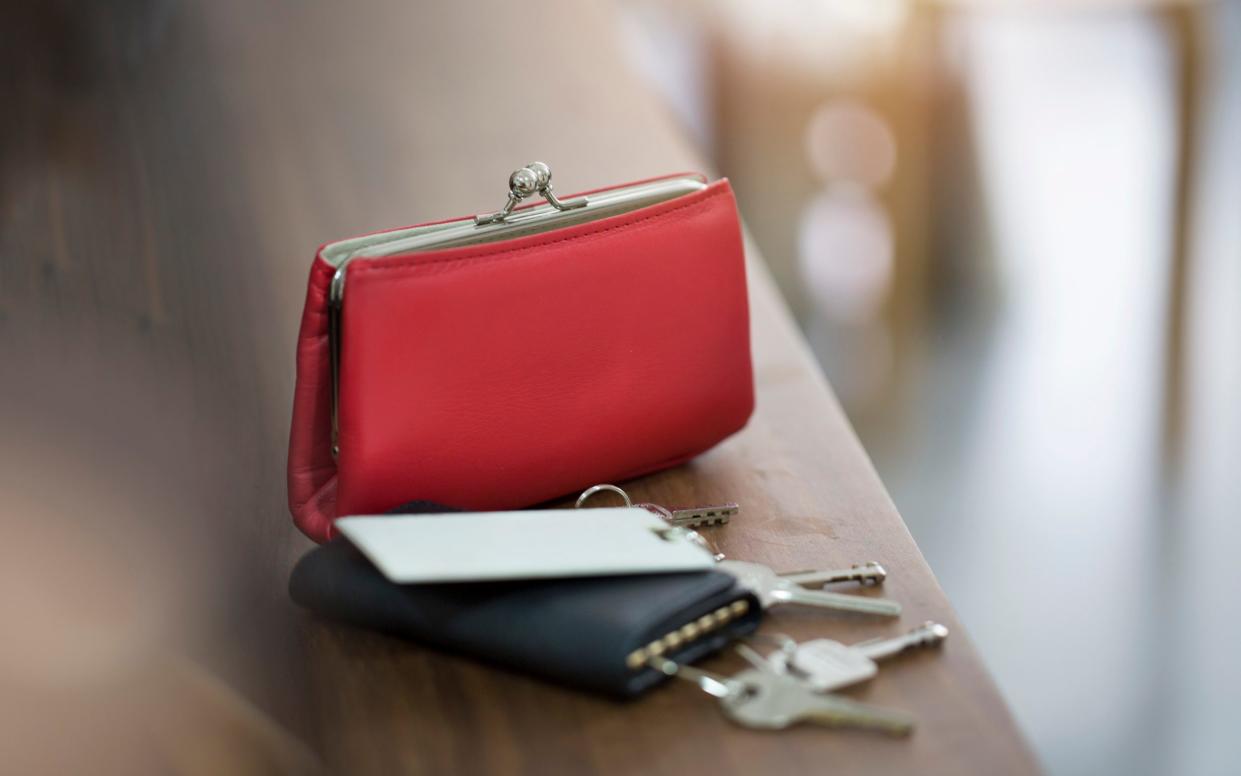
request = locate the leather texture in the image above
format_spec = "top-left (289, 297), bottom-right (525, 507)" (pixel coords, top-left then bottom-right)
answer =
top-left (289, 538), bottom-right (762, 697)
top-left (288, 178), bottom-right (753, 542)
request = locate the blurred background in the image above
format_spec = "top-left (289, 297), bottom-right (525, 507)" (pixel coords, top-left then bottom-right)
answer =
top-left (616, 1), bottom-right (1240, 774)
top-left (3, 1), bottom-right (1239, 773)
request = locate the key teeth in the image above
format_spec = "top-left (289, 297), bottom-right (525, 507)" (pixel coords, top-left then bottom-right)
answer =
top-left (667, 503), bottom-right (738, 530)
top-left (676, 514), bottom-right (730, 528)
top-left (817, 695), bottom-right (917, 736)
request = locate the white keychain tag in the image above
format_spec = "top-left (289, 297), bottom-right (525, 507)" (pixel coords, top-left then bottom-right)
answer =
top-left (335, 507), bottom-right (717, 584)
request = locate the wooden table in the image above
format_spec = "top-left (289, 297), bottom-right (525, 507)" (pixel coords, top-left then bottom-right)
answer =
top-left (0, 1), bottom-right (1037, 773)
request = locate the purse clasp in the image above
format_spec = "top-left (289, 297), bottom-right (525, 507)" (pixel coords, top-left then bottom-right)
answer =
top-left (474, 162), bottom-right (587, 225)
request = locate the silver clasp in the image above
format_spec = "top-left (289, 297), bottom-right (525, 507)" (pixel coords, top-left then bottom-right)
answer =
top-left (474, 161), bottom-right (587, 225)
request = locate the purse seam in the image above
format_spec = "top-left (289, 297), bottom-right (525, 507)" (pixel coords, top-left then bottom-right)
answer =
top-left (347, 187), bottom-right (727, 277)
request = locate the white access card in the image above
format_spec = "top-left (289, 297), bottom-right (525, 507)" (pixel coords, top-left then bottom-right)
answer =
top-left (334, 507), bottom-right (716, 584)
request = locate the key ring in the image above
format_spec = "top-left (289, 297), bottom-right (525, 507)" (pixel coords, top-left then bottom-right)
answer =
top-left (576, 484), bottom-right (714, 554)
top-left (575, 483), bottom-right (633, 509)
top-left (736, 633), bottom-right (800, 676)
top-left (575, 483), bottom-right (670, 518)
top-left (646, 654), bottom-right (735, 699)
top-left (742, 631), bottom-right (800, 655)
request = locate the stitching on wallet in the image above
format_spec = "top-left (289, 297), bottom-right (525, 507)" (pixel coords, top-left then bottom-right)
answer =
top-left (348, 188), bottom-right (727, 277)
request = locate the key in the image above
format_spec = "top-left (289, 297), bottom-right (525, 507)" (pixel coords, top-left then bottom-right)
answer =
top-left (664, 503), bottom-right (739, 529)
top-left (649, 656), bottom-right (914, 734)
top-left (717, 559), bottom-right (901, 616)
top-left (779, 561), bottom-right (887, 588)
top-left (768, 622), bottom-right (949, 692)
top-left (720, 668), bottom-right (915, 734)
top-left (576, 484), bottom-right (738, 530)
top-left (637, 501), bottom-right (738, 532)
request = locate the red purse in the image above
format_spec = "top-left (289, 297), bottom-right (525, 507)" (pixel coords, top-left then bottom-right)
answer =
top-left (288, 164), bottom-right (754, 542)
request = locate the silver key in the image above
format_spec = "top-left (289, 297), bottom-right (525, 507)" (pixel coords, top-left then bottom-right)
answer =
top-left (721, 668), bottom-right (915, 734)
top-left (576, 484), bottom-right (738, 530)
top-left (780, 561), bottom-right (887, 588)
top-left (649, 656), bottom-right (914, 734)
top-left (664, 503), bottom-right (738, 529)
top-left (768, 622), bottom-right (949, 692)
top-left (638, 501), bottom-right (737, 532)
top-left (717, 559), bottom-right (901, 616)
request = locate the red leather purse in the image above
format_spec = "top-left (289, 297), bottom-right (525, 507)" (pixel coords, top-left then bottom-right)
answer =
top-left (288, 164), bottom-right (754, 542)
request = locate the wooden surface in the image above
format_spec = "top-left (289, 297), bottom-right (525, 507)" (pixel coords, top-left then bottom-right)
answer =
top-left (0, 1), bottom-right (1037, 774)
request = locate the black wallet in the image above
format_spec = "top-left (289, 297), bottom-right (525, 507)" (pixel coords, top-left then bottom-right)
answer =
top-left (289, 538), bottom-right (762, 697)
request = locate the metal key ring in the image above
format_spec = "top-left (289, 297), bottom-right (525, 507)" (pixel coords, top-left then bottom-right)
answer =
top-left (575, 483), bottom-right (632, 509)
top-left (576, 484), bottom-right (717, 556)
top-left (742, 632), bottom-right (800, 661)
top-left (574, 485), bottom-right (675, 522)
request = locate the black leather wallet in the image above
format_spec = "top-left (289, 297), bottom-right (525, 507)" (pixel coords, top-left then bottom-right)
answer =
top-left (289, 539), bottom-right (762, 697)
